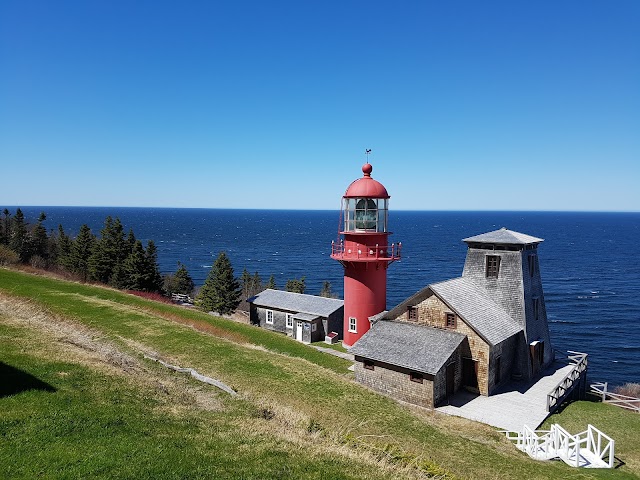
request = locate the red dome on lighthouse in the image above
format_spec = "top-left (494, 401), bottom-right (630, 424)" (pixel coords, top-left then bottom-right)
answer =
top-left (344, 163), bottom-right (390, 199)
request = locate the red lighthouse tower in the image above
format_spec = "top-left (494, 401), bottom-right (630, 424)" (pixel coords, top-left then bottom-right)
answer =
top-left (331, 163), bottom-right (401, 347)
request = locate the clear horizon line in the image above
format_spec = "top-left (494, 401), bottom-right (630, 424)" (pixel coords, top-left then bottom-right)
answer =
top-left (2, 205), bottom-right (639, 214)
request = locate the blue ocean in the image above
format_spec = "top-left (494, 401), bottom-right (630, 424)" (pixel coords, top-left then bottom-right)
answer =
top-left (13, 207), bottom-right (640, 387)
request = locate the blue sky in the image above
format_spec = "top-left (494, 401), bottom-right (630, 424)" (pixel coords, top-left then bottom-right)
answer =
top-left (1, 1), bottom-right (638, 211)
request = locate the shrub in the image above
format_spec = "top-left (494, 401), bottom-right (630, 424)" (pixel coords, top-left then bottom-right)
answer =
top-left (614, 382), bottom-right (640, 398)
top-left (127, 291), bottom-right (173, 304)
top-left (0, 245), bottom-right (20, 266)
top-left (30, 255), bottom-right (47, 269)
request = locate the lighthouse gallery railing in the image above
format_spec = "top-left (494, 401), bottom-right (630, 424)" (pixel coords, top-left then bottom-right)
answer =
top-left (331, 241), bottom-right (402, 260)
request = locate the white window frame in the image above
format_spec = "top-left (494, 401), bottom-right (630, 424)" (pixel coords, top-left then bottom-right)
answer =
top-left (311, 323), bottom-right (317, 332)
top-left (348, 317), bottom-right (357, 333)
top-left (286, 313), bottom-right (293, 329)
top-left (266, 309), bottom-right (274, 325)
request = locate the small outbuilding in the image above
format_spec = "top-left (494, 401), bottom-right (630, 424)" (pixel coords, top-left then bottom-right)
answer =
top-left (248, 289), bottom-right (344, 344)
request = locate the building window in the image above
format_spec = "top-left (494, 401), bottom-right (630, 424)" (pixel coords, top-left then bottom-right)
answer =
top-left (409, 372), bottom-right (424, 384)
top-left (286, 313), bottom-right (293, 329)
top-left (348, 317), bottom-right (357, 333)
top-left (266, 310), bottom-right (274, 325)
top-left (364, 360), bottom-right (374, 371)
top-left (311, 323), bottom-right (317, 332)
top-left (445, 313), bottom-right (456, 328)
top-left (486, 255), bottom-right (500, 278)
top-left (528, 254), bottom-right (537, 277)
top-left (533, 297), bottom-right (540, 320)
top-left (408, 306), bottom-right (418, 321)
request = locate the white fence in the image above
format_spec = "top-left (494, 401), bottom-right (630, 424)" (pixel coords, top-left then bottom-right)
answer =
top-left (591, 382), bottom-right (640, 413)
top-left (505, 424), bottom-right (614, 468)
top-left (171, 293), bottom-right (194, 304)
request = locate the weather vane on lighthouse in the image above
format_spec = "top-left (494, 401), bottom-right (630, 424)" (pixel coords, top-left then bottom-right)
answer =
top-left (365, 148), bottom-right (372, 163)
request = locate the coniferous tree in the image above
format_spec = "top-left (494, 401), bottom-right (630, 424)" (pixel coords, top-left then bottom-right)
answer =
top-left (164, 262), bottom-right (195, 296)
top-left (252, 272), bottom-right (262, 293)
top-left (56, 225), bottom-right (72, 270)
top-left (69, 224), bottom-right (96, 281)
top-left (144, 240), bottom-right (163, 292)
top-left (121, 240), bottom-right (148, 290)
top-left (320, 280), bottom-right (333, 298)
top-left (31, 212), bottom-right (49, 262)
top-left (239, 269), bottom-right (263, 311)
top-left (196, 252), bottom-right (241, 315)
top-left (174, 263), bottom-right (195, 295)
top-left (285, 276), bottom-right (306, 294)
top-left (47, 228), bottom-right (59, 266)
top-left (265, 274), bottom-right (277, 290)
top-left (239, 268), bottom-right (252, 310)
top-left (0, 208), bottom-right (9, 245)
top-left (9, 208), bottom-right (28, 262)
top-left (88, 216), bottom-right (126, 285)
top-left (126, 229), bottom-right (136, 255)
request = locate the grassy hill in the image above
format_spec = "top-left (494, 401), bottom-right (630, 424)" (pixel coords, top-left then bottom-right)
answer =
top-left (1, 267), bottom-right (638, 479)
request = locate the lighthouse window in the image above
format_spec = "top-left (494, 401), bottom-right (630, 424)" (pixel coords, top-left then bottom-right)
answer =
top-left (528, 254), bottom-right (537, 277)
top-left (348, 317), bottom-right (357, 333)
top-left (533, 297), bottom-right (540, 321)
top-left (486, 255), bottom-right (500, 278)
top-left (266, 310), bottom-right (274, 325)
top-left (355, 198), bottom-right (377, 230)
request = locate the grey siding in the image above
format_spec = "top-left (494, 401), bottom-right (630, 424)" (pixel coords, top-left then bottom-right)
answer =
top-left (254, 306), bottom-right (293, 335)
top-left (354, 358), bottom-right (436, 409)
top-left (462, 247), bottom-right (554, 377)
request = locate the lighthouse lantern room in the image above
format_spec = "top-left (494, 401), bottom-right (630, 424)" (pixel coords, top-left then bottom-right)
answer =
top-left (331, 163), bottom-right (401, 347)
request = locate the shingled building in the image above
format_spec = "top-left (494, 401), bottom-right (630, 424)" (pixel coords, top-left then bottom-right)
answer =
top-left (248, 289), bottom-right (344, 344)
top-left (350, 228), bottom-right (554, 408)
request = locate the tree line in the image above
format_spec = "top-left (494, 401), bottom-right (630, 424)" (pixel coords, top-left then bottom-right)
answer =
top-left (0, 208), bottom-right (337, 316)
top-left (0, 208), bottom-right (164, 292)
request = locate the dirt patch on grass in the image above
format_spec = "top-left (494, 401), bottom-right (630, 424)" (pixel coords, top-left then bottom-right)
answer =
top-left (138, 307), bottom-right (251, 344)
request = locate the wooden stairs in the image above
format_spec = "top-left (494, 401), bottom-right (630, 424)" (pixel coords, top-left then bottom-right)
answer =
top-left (504, 424), bottom-right (614, 468)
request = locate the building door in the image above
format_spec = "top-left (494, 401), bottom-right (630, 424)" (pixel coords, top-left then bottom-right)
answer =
top-left (446, 362), bottom-right (456, 397)
top-left (530, 341), bottom-right (544, 376)
top-left (462, 358), bottom-right (478, 390)
top-left (296, 321), bottom-right (303, 342)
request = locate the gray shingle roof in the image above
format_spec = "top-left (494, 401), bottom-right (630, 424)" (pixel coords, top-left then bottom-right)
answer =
top-left (463, 228), bottom-right (543, 245)
top-left (248, 289), bottom-right (343, 317)
top-left (350, 321), bottom-right (465, 375)
top-left (294, 313), bottom-right (320, 321)
top-left (430, 277), bottom-right (522, 345)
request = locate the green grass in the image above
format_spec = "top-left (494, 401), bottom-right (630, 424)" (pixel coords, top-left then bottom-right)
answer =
top-left (543, 399), bottom-right (640, 473)
top-left (0, 322), bottom-right (399, 480)
top-left (1, 267), bottom-right (639, 479)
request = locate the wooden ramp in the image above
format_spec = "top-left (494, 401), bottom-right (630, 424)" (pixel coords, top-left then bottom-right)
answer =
top-left (435, 362), bottom-right (575, 431)
top-left (504, 424), bottom-right (614, 468)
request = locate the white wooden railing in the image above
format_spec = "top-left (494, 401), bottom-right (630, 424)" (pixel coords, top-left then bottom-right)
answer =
top-left (547, 351), bottom-right (588, 412)
top-left (591, 382), bottom-right (640, 413)
top-left (171, 293), bottom-right (193, 304)
top-left (505, 424), bottom-right (614, 468)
